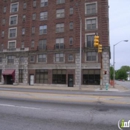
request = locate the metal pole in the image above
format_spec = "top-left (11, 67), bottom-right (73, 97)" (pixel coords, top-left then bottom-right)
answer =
top-left (79, 18), bottom-right (82, 90)
top-left (113, 45), bottom-right (115, 88)
top-left (100, 53), bottom-right (103, 90)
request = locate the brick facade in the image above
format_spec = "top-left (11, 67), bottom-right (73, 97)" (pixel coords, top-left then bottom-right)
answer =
top-left (0, 0), bottom-right (110, 87)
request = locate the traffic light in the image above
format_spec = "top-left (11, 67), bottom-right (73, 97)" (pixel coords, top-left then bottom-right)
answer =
top-left (94, 36), bottom-right (99, 47)
top-left (98, 44), bottom-right (102, 53)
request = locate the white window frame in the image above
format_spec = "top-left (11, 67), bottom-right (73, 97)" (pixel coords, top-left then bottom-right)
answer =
top-left (32, 13), bottom-right (36, 20)
top-left (39, 25), bottom-right (47, 35)
top-left (40, 12), bottom-right (48, 21)
top-left (2, 19), bottom-right (6, 25)
top-left (56, 23), bottom-right (64, 33)
top-left (8, 27), bottom-right (17, 38)
top-left (85, 17), bottom-right (98, 30)
top-left (8, 40), bottom-right (16, 49)
top-left (9, 15), bottom-right (18, 26)
top-left (37, 54), bottom-right (47, 63)
top-left (85, 2), bottom-right (97, 15)
top-left (56, 9), bottom-right (65, 18)
top-left (68, 54), bottom-right (74, 61)
top-left (10, 2), bottom-right (19, 13)
top-left (85, 51), bottom-right (98, 62)
top-left (56, 0), bottom-right (65, 4)
top-left (85, 33), bottom-right (95, 47)
top-left (54, 53), bottom-right (65, 63)
top-left (41, 0), bottom-right (48, 7)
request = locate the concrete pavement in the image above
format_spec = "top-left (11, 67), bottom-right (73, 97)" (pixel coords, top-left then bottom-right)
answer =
top-left (0, 84), bottom-right (129, 105)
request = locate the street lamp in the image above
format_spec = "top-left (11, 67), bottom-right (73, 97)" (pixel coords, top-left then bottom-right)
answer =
top-left (113, 40), bottom-right (128, 87)
top-left (76, 3), bottom-right (82, 90)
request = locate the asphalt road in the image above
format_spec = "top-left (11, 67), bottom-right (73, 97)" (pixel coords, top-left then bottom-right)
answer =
top-left (0, 99), bottom-right (129, 130)
top-left (116, 81), bottom-right (130, 90)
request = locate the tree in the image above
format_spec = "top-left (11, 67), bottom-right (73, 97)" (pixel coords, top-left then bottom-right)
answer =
top-left (110, 66), bottom-right (114, 80)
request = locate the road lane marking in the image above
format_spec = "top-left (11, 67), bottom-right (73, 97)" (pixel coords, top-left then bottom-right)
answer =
top-left (0, 103), bottom-right (41, 110)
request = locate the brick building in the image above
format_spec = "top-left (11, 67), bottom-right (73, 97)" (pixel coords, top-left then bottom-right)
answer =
top-left (0, 0), bottom-right (110, 87)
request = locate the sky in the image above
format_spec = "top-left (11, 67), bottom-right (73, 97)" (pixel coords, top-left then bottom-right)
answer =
top-left (109, 0), bottom-right (130, 70)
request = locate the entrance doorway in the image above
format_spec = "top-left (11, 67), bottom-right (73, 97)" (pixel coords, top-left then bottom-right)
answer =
top-left (5, 75), bottom-right (14, 85)
top-left (68, 74), bottom-right (74, 87)
top-left (30, 75), bottom-right (34, 85)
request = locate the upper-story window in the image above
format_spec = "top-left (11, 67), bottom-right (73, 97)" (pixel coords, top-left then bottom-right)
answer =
top-left (56, 9), bottom-right (65, 18)
top-left (56, 0), bottom-right (65, 4)
top-left (22, 28), bottom-right (25, 35)
top-left (8, 27), bottom-right (17, 38)
top-left (1, 31), bottom-right (4, 37)
top-left (69, 22), bottom-right (73, 30)
top-left (8, 41), bottom-right (16, 50)
top-left (86, 34), bottom-right (94, 47)
top-left (32, 27), bottom-right (35, 34)
top-left (38, 54), bottom-right (47, 63)
top-left (55, 53), bottom-right (64, 62)
top-left (32, 13), bottom-right (36, 20)
top-left (85, 18), bottom-right (97, 30)
top-left (86, 52), bottom-right (97, 61)
top-left (38, 39), bottom-right (47, 50)
top-left (7, 56), bottom-right (15, 64)
top-left (23, 3), bottom-right (27, 9)
top-left (33, 0), bottom-right (37, 7)
top-left (85, 2), bottom-right (97, 15)
top-left (2, 19), bottom-right (6, 25)
top-left (55, 38), bottom-right (64, 49)
top-left (10, 2), bottom-right (19, 13)
top-left (40, 12), bottom-right (48, 21)
top-left (56, 23), bottom-right (64, 33)
top-left (39, 25), bottom-right (47, 35)
top-left (69, 7), bottom-right (73, 15)
top-left (41, 0), bottom-right (48, 7)
top-left (9, 15), bottom-right (18, 26)
top-left (3, 7), bottom-right (6, 13)
top-left (69, 37), bottom-right (73, 45)
top-left (22, 15), bottom-right (26, 21)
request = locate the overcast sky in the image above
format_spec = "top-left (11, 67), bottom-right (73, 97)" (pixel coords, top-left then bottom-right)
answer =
top-left (109, 0), bottom-right (130, 70)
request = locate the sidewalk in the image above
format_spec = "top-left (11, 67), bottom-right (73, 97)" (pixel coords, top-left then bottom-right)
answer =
top-left (0, 83), bottom-right (128, 92)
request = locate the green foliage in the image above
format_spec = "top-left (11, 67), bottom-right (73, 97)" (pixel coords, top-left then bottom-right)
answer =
top-left (110, 66), bottom-right (114, 80)
top-left (115, 66), bottom-right (130, 80)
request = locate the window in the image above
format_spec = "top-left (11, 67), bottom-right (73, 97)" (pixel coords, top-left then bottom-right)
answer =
top-left (19, 57), bottom-right (24, 63)
top-left (56, 23), bottom-right (64, 33)
top-left (55, 53), bottom-right (64, 62)
top-left (86, 52), bottom-right (97, 61)
top-left (38, 39), bottom-right (47, 50)
top-left (68, 54), bottom-right (74, 61)
top-left (8, 28), bottom-right (17, 38)
top-left (0, 57), bottom-right (2, 63)
top-left (55, 38), bottom-right (64, 49)
top-left (35, 70), bottom-right (48, 84)
top-left (33, 0), bottom-right (36, 7)
top-left (39, 25), bottom-right (47, 35)
top-left (69, 22), bottom-right (73, 29)
top-left (22, 15), bottom-right (26, 21)
top-left (56, 0), bottom-right (65, 4)
top-left (9, 15), bottom-right (18, 25)
top-left (69, 7), bottom-right (73, 15)
top-left (32, 27), bottom-right (35, 34)
top-left (86, 35), bottom-right (94, 47)
top-left (21, 42), bottom-right (24, 49)
top-left (69, 37), bottom-right (73, 45)
top-left (1, 31), bottom-right (4, 37)
top-left (83, 69), bottom-right (100, 85)
top-left (41, 0), bottom-right (48, 7)
top-left (31, 40), bottom-right (35, 48)
top-left (86, 18), bottom-right (97, 30)
top-left (40, 12), bottom-right (48, 20)
top-left (30, 55), bottom-right (35, 62)
top-left (85, 3), bottom-right (97, 15)
top-left (32, 13), bottom-right (36, 20)
top-left (3, 7), bottom-right (6, 13)
top-left (23, 3), bottom-right (27, 9)
top-left (0, 70), bottom-right (2, 82)
top-left (7, 56), bottom-right (14, 64)
top-left (52, 69), bottom-right (66, 84)
top-left (8, 41), bottom-right (16, 50)
top-left (10, 3), bottom-right (19, 13)
top-left (22, 28), bottom-right (25, 35)
top-left (38, 54), bottom-right (47, 62)
top-left (56, 9), bottom-right (65, 18)
top-left (19, 69), bottom-right (24, 83)
top-left (2, 19), bottom-right (6, 25)
top-left (0, 44), bottom-right (4, 51)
